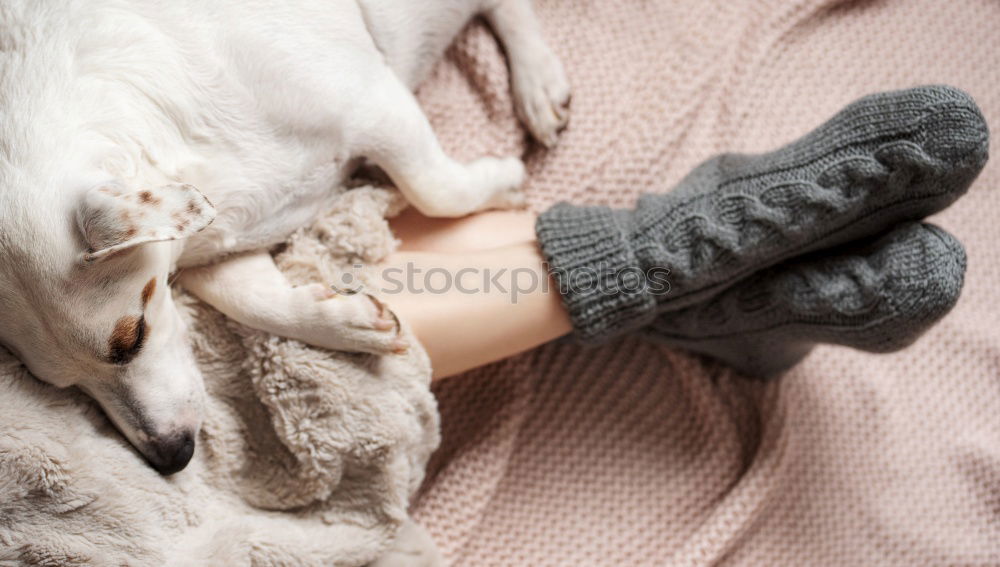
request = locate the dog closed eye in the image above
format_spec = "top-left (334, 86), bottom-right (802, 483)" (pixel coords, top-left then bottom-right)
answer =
top-left (108, 315), bottom-right (146, 365)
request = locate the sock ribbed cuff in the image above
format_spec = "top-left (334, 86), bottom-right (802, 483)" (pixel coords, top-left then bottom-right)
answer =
top-left (536, 203), bottom-right (657, 343)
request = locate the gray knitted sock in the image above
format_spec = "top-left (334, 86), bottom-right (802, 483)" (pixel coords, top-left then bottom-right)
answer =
top-left (536, 85), bottom-right (989, 343)
top-left (645, 222), bottom-right (966, 377)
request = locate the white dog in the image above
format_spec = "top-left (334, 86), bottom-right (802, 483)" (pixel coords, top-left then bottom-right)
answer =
top-left (0, 0), bottom-right (569, 474)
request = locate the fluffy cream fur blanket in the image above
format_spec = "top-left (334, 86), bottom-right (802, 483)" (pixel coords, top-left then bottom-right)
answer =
top-left (0, 186), bottom-right (441, 566)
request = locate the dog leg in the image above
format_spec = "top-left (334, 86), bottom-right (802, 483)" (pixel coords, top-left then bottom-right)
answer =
top-left (178, 252), bottom-right (406, 354)
top-left (360, 70), bottom-right (526, 217)
top-left (486, 0), bottom-right (571, 148)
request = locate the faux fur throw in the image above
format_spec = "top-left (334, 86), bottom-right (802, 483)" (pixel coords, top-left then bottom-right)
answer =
top-left (0, 186), bottom-right (442, 566)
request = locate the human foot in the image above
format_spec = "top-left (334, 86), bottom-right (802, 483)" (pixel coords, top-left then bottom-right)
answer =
top-left (646, 222), bottom-right (966, 377)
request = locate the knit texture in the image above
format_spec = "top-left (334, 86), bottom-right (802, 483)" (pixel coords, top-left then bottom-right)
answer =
top-left (410, 0), bottom-right (1000, 565)
top-left (536, 85), bottom-right (988, 344)
top-left (647, 222), bottom-right (968, 376)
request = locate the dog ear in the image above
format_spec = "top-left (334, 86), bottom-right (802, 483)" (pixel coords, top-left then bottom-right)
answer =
top-left (77, 182), bottom-right (216, 262)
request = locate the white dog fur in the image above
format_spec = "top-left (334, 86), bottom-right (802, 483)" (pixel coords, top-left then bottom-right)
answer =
top-left (0, 0), bottom-right (569, 474)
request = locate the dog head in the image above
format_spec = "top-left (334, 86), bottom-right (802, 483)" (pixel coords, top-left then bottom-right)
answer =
top-left (0, 180), bottom-right (215, 475)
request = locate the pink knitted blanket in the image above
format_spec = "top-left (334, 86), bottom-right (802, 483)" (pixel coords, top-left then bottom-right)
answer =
top-left (412, 0), bottom-right (1000, 564)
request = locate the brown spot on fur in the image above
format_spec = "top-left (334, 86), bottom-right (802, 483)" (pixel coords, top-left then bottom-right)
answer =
top-left (124, 226), bottom-right (138, 239)
top-left (187, 201), bottom-right (202, 216)
top-left (141, 278), bottom-right (157, 307)
top-left (175, 224), bottom-right (185, 232)
top-left (139, 191), bottom-right (162, 206)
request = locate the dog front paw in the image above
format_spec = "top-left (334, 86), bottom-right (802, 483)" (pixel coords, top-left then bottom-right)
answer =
top-left (294, 284), bottom-right (407, 355)
top-left (511, 47), bottom-right (571, 148)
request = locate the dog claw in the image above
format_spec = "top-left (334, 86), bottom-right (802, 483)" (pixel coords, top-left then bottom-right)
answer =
top-left (383, 305), bottom-right (402, 335)
top-left (392, 338), bottom-right (409, 354)
top-left (365, 293), bottom-right (403, 336)
top-left (365, 293), bottom-right (388, 316)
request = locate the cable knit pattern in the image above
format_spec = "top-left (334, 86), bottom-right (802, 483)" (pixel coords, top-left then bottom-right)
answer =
top-left (647, 222), bottom-right (968, 376)
top-left (410, 1), bottom-right (1000, 565)
top-left (537, 86), bottom-right (989, 342)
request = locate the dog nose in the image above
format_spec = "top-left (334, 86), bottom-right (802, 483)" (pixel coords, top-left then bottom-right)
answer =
top-left (147, 431), bottom-right (196, 475)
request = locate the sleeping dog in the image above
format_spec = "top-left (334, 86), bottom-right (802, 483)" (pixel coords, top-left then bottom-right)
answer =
top-left (0, 0), bottom-right (569, 474)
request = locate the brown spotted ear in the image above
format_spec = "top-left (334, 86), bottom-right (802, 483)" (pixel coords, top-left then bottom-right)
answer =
top-left (77, 182), bottom-right (216, 262)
